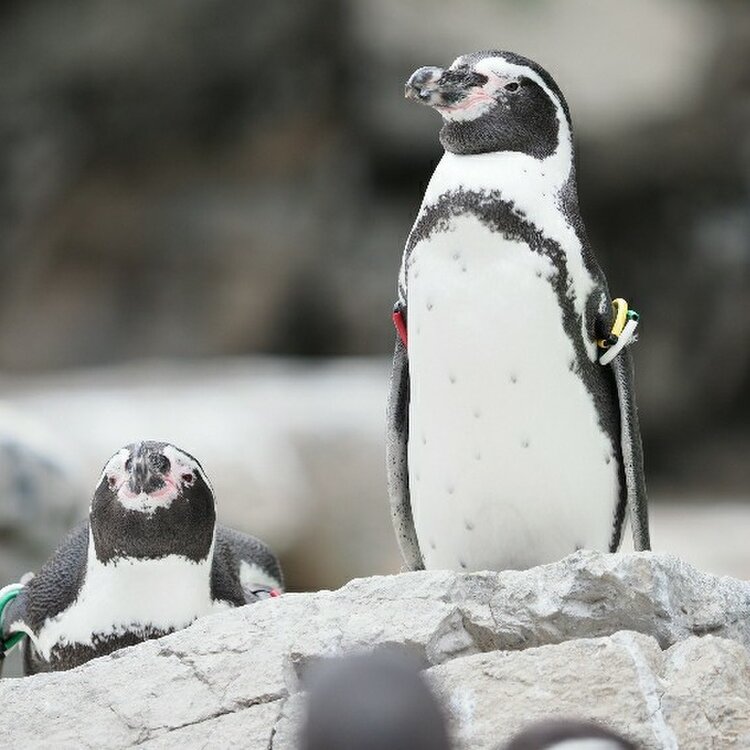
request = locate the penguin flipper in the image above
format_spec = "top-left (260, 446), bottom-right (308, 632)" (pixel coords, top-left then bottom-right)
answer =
top-left (386, 336), bottom-right (424, 570)
top-left (1, 521), bottom-right (89, 674)
top-left (8, 521), bottom-right (90, 637)
top-left (611, 348), bottom-right (651, 551)
top-left (211, 525), bottom-right (283, 605)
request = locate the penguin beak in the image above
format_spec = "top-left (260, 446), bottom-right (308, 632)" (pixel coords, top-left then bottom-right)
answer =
top-left (405, 66), bottom-right (488, 108)
top-left (127, 444), bottom-right (167, 495)
top-left (405, 66), bottom-right (445, 102)
top-left (128, 453), bottom-right (151, 495)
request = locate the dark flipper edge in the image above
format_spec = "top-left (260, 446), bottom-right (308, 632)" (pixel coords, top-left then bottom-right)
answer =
top-left (611, 349), bottom-right (651, 551)
top-left (386, 336), bottom-right (424, 570)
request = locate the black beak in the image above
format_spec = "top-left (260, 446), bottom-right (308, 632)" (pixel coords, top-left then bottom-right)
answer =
top-left (129, 454), bottom-right (149, 493)
top-left (128, 443), bottom-right (167, 494)
top-left (405, 66), bottom-right (445, 101)
top-left (405, 65), bottom-right (488, 107)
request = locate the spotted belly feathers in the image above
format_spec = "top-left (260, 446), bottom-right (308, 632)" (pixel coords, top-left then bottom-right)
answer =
top-left (407, 208), bottom-right (620, 571)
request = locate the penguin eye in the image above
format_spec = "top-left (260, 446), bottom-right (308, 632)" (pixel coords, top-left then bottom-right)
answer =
top-left (182, 472), bottom-right (194, 485)
top-left (504, 81), bottom-right (520, 92)
top-left (107, 476), bottom-right (116, 488)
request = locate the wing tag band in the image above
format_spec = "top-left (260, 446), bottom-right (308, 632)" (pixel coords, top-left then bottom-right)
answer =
top-left (598, 298), bottom-right (639, 366)
top-left (0, 582), bottom-right (26, 657)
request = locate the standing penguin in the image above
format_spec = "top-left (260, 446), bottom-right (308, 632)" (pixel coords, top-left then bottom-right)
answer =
top-left (387, 50), bottom-right (650, 572)
top-left (0, 441), bottom-right (283, 674)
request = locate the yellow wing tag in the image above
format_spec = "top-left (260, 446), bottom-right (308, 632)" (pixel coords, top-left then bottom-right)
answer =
top-left (598, 298), bottom-right (639, 366)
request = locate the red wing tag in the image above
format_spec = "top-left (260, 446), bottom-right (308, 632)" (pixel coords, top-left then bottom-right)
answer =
top-left (392, 309), bottom-right (408, 348)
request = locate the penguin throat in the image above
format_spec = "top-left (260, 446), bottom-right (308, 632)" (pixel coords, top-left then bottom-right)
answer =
top-left (90, 494), bottom-right (216, 563)
top-left (428, 103), bottom-right (574, 205)
top-left (438, 89), bottom-right (562, 160)
top-left (117, 486), bottom-right (178, 514)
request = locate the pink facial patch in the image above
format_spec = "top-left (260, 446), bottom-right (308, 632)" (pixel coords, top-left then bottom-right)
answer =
top-left (446, 89), bottom-right (494, 112)
top-left (437, 72), bottom-right (509, 120)
top-left (149, 483), bottom-right (177, 500)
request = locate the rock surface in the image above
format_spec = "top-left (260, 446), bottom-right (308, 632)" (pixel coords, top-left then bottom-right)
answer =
top-left (0, 403), bottom-right (86, 584)
top-left (2, 552), bottom-right (750, 749)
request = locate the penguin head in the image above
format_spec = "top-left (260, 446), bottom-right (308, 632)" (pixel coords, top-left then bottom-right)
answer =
top-left (90, 441), bottom-right (216, 563)
top-left (503, 719), bottom-right (638, 750)
top-left (405, 50), bottom-right (572, 159)
top-left (301, 651), bottom-right (451, 750)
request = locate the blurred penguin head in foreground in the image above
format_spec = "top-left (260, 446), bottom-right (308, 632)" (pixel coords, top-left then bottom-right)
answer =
top-left (301, 651), bottom-right (450, 750)
top-left (503, 718), bottom-right (639, 750)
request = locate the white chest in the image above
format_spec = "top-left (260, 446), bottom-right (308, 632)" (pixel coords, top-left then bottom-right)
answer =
top-left (407, 215), bottom-right (619, 571)
top-left (29, 549), bottom-right (228, 659)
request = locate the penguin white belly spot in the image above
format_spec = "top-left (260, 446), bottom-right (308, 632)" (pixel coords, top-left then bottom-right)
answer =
top-left (407, 214), bottom-right (620, 571)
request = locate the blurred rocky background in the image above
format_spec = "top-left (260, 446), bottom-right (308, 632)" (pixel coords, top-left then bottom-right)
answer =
top-left (0, 0), bottom-right (749, 594)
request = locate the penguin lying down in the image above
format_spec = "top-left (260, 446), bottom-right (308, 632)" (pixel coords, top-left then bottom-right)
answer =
top-left (0, 441), bottom-right (283, 675)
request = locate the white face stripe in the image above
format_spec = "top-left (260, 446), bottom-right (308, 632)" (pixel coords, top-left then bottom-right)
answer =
top-left (473, 56), bottom-right (571, 143)
top-left (162, 444), bottom-right (212, 495)
top-left (239, 560), bottom-right (280, 592)
top-left (92, 446), bottom-right (130, 511)
top-left (95, 446), bottom-right (129, 490)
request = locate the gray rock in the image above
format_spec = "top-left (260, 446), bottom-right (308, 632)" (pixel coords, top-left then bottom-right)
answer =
top-left (2, 552), bottom-right (750, 748)
top-left (0, 403), bottom-right (85, 583)
top-left (429, 632), bottom-right (750, 749)
top-left (0, 404), bottom-right (88, 678)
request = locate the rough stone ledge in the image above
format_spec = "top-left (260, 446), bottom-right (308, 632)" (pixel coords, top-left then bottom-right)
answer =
top-left (2, 551), bottom-right (749, 749)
